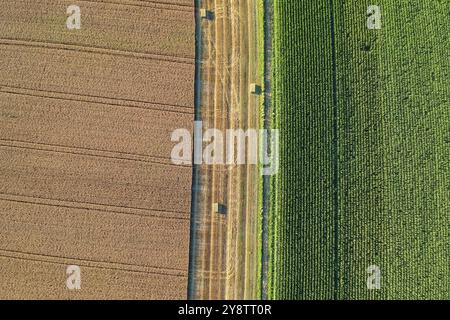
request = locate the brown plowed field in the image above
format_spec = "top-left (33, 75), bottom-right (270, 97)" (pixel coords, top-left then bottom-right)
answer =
top-left (0, 255), bottom-right (186, 299)
top-left (0, 0), bottom-right (194, 299)
top-left (0, 43), bottom-right (193, 107)
top-left (0, 91), bottom-right (193, 160)
top-left (0, 200), bottom-right (189, 270)
top-left (0, 0), bottom-right (194, 59)
top-left (0, 147), bottom-right (191, 212)
top-left (190, 0), bottom-right (262, 300)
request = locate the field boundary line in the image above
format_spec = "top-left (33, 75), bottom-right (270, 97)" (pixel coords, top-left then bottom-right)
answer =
top-left (0, 38), bottom-right (194, 65)
top-left (261, 0), bottom-right (272, 301)
top-left (0, 85), bottom-right (193, 114)
top-left (328, 0), bottom-right (340, 300)
top-left (0, 192), bottom-right (189, 220)
top-left (0, 249), bottom-right (187, 277)
top-left (0, 139), bottom-right (189, 168)
top-left (0, 193), bottom-right (189, 221)
top-left (187, 0), bottom-right (203, 300)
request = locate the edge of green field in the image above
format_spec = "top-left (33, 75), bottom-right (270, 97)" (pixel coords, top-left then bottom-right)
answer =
top-left (255, 0), bottom-right (265, 299)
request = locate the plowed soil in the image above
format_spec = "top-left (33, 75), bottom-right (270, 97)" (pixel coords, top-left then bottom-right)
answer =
top-left (0, 0), bottom-right (194, 299)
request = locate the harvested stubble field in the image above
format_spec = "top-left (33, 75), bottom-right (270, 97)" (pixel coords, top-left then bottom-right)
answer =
top-left (188, 0), bottom-right (263, 300)
top-left (269, 0), bottom-right (449, 299)
top-left (0, 0), bottom-right (195, 299)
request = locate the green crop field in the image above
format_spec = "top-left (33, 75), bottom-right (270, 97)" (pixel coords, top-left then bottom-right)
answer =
top-left (269, 0), bottom-right (449, 299)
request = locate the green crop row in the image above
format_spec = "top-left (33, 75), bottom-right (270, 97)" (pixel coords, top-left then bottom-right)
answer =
top-left (268, 0), bottom-right (449, 299)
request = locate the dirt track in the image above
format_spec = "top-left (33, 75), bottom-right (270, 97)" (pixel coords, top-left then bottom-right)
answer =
top-left (189, 0), bottom-right (261, 300)
top-left (0, 0), bottom-right (194, 299)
